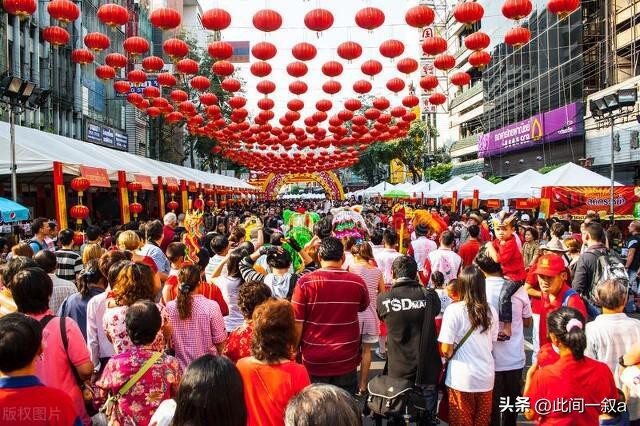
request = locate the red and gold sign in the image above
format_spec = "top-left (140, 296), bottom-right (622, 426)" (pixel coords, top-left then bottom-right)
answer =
top-left (133, 174), bottom-right (154, 190)
top-left (545, 186), bottom-right (640, 220)
top-left (80, 165), bottom-right (110, 188)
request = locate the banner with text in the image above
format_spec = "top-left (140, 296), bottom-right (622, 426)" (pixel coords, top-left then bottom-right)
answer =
top-left (547, 186), bottom-right (640, 220)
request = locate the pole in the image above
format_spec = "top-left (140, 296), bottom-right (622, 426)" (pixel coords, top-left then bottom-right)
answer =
top-left (10, 106), bottom-right (17, 202)
top-left (610, 115), bottom-right (615, 223)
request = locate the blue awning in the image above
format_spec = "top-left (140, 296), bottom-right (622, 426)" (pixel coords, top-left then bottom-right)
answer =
top-left (0, 197), bottom-right (30, 223)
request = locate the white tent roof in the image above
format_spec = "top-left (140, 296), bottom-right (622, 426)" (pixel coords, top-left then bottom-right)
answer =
top-left (411, 180), bottom-right (445, 198)
top-left (393, 182), bottom-right (415, 192)
top-left (440, 176), bottom-right (466, 192)
top-left (444, 175), bottom-right (495, 198)
top-left (482, 169), bottom-right (545, 200)
top-left (362, 181), bottom-right (396, 196)
top-left (0, 122), bottom-right (253, 189)
top-left (539, 163), bottom-right (622, 187)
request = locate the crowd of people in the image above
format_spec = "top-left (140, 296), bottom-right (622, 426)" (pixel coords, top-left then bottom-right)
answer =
top-left (0, 200), bottom-right (639, 426)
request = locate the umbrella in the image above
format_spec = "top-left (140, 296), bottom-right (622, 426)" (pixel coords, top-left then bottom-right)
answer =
top-left (0, 197), bottom-right (30, 223)
top-left (383, 189), bottom-right (410, 199)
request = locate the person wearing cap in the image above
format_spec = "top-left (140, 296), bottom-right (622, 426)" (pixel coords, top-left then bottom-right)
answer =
top-left (460, 213), bottom-right (491, 245)
top-left (534, 254), bottom-right (586, 350)
top-left (407, 223), bottom-right (437, 284)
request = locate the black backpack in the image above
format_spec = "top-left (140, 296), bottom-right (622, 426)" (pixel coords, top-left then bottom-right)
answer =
top-left (590, 249), bottom-right (630, 301)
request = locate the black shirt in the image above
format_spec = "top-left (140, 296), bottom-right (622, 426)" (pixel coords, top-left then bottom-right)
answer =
top-left (377, 278), bottom-right (441, 385)
top-left (626, 235), bottom-right (640, 270)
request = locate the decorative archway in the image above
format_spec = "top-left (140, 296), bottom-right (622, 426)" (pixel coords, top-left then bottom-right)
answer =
top-left (263, 171), bottom-right (345, 200)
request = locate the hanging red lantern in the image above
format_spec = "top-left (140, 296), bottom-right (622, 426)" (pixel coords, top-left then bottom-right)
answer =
top-left (127, 69), bottom-right (147, 84)
top-left (3, 0), bottom-right (36, 18)
top-left (127, 93), bottom-right (144, 105)
top-left (337, 41), bottom-right (362, 62)
top-left (141, 56), bottom-right (164, 72)
top-left (429, 92), bottom-right (447, 105)
top-left (253, 9), bottom-right (282, 32)
top-left (289, 80), bottom-right (308, 95)
top-left (221, 78), bottom-right (241, 92)
top-left (379, 40), bottom-right (405, 60)
top-left (113, 80), bottom-right (131, 94)
top-left (469, 50), bottom-right (492, 69)
top-left (422, 36), bottom-right (448, 56)
top-left (84, 32), bottom-right (110, 52)
top-left (453, 2), bottom-right (485, 27)
top-left (434, 54), bottom-right (456, 71)
top-left (200, 93), bottom-right (218, 106)
top-left (176, 58), bottom-right (199, 75)
top-left (43, 26), bottom-right (69, 47)
top-left (386, 77), bottom-right (405, 94)
top-left (322, 80), bottom-right (341, 95)
top-left (95, 65), bottom-right (116, 81)
top-left (355, 7), bottom-right (385, 31)
top-left (322, 61), bottom-right (343, 78)
top-left (47, 0), bottom-right (79, 24)
top-left (208, 41), bottom-right (233, 60)
top-left (150, 7), bottom-right (181, 30)
top-left (464, 31), bottom-right (491, 51)
top-left (402, 95), bottom-right (420, 108)
top-left (157, 72), bottom-right (177, 87)
top-left (190, 76), bottom-right (210, 91)
top-left (97, 3), bottom-right (128, 27)
top-left (304, 8), bottom-right (334, 33)
top-left (165, 111), bottom-right (184, 124)
top-left (201, 8), bottom-right (231, 30)
top-left (258, 98), bottom-right (274, 110)
top-left (450, 71), bottom-right (471, 87)
top-left (71, 48), bottom-right (94, 65)
top-left (251, 42), bottom-right (277, 61)
top-left (373, 97), bottom-right (390, 110)
top-left (316, 99), bottom-right (332, 112)
top-left (287, 61), bottom-right (308, 78)
top-left (105, 52), bottom-right (127, 69)
top-left (502, 0), bottom-right (533, 20)
top-left (212, 60), bottom-right (234, 76)
top-left (167, 200), bottom-right (179, 212)
top-left (256, 80), bottom-right (276, 95)
top-left (129, 202), bottom-right (143, 217)
top-left (397, 58), bottom-right (419, 75)
top-left (250, 61), bottom-right (272, 77)
top-left (353, 80), bottom-right (373, 94)
top-left (70, 205), bottom-right (90, 224)
top-left (123, 36), bottom-right (149, 57)
top-left (292, 42), bottom-right (317, 61)
top-left (390, 106), bottom-right (406, 118)
top-left (287, 99), bottom-right (304, 111)
top-left (70, 176), bottom-right (90, 194)
top-left (547, 0), bottom-right (580, 18)
top-left (505, 26), bottom-right (531, 47)
top-left (361, 60), bottom-right (383, 79)
top-left (405, 5), bottom-right (435, 28)
top-left (163, 38), bottom-right (189, 60)
top-left (73, 232), bottom-right (84, 247)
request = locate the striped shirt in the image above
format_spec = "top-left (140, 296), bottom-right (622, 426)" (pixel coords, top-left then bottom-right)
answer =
top-left (292, 268), bottom-right (369, 377)
top-left (55, 249), bottom-right (83, 282)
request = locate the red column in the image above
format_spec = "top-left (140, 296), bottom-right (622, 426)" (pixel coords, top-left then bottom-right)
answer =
top-left (118, 171), bottom-right (131, 224)
top-left (157, 177), bottom-right (165, 218)
top-left (472, 189), bottom-right (479, 210)
top-left (180, 179), bottom-right (188, 213)
top-left (53, 161), bottom-right (68, 229)
top-left (540, 186), bottom-right (553, 219)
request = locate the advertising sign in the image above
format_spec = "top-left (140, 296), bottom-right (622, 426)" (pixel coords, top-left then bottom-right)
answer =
top-left (80, 165), bottom-right (111, 188)
top-left (546, 186), bottom-right (640, 220)
top-left (115, 78), bottom-right (160, 98)
top-left (478, 102), bottom-right (583, 158)
top-left (85, 120), bottom-right (128, 151)
top-left (133, 174), bottom-right (154, 190)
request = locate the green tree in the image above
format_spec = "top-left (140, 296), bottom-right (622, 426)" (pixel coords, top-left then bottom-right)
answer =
top-left (487, 175), bottom-right (504, 184)
top-left (424, 163), bottom-right (452, 183)
top-left (538, 163), bottom-right (565, 174)
top-left (393, 120), bottom-right (434, 183)
top-left (351, 142), bottom-right (398, 185)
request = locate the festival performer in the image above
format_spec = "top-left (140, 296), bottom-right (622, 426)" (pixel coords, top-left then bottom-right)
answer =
top-left (331, 206), bottom-right (370, 243)
top-left (409, 209), bottom-right (448, 284)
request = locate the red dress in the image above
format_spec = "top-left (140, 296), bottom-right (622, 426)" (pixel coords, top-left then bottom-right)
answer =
top-left (223, 322), bottom-right (253, 363)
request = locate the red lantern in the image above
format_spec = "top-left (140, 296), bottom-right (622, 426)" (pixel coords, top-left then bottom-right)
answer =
top-left (3, 0), bottom-right (36, 18)
top-left (337, 41), bottom-right (362, 62)
top-left (450, 71), bottom-right (471, 88)
top-left (123, 36), bottom-right (149, 57)
top-left (397, 58), bottom-right (418, 75)
top-left (221, 78), bottom-right (241, 92)
top-left (163, 38), bottom-right (189, 60)
top-left (316, 99), bottom-right (332, 112)
top-left (166, 183), bottom-right (179, 194)
top-left (373, 97), bottom-right (390, 110)
top-left (176, 58), bottom-right (199, 75)
top-left (250, 61), bottom-right (272, 77)
top-left (405, 5), bottom-right (435, 28)
top-left (47, 0), bottom-right (79, 24)
top-left (73, 232), bottom-right (84, 247)
top-left (258, 98), bottom-right (274, 110)
top-left (190, 76), bottom-right (210, 91)
top-left (286, 62), bottom-right (308, 78)
top-left (114, 80), bottom-right (130, 94)
top-left (201, 8), bottom-right (231, 31)
top-left (289, 80), bottom-right (308, 95)
top-left (43, 26), bottom-right (69, 47)
top-left (344, 98), bottom-right (362, 111)
top-left (469, 50), bottom-right (491, 69)
top-left (386, 78), bottom-right (405, 94)
top-left (304, 8), bottom-right (334, 32)
top-left (292, 42), bottom-right (317, 62)
top-left (322, 80), bottom-right (341, 95)
top-left (212, 60), bottom-right (234, 76)
top-left (434, 54), bottom-right (456, 71)
top-left (167, 200), bottom-right (179, 212)
top-left (157, 73), bottom-right (177, 87)
top-left (251, 42), bottom-right (277, 61)
top-left (253, 9), bottom-right (282, 32)
top-left (150, 7), bottom-right (181, 30)
top-left (146, 106), bottom-right (161, 117)
top-left (453, 2), bottom-right (485, 26)
top-left (355, 7), bottom-right (385, 31)
top-left (464, 31), bottom-right (491, 51)
top-left (95, 65), bottom-right (116, 81)
top-left (105, 52), bottom-right (127, 69)
top-left (402, 95), bottom-right (420, 108)
top-left (71, 48), bottom-right (94, 65)
top-left (84, 32), bottom-right (110, 52)
top-left (353, 80), bottom-right (372, 94)
top-left (129, 202), bottom-right (143, 216)
top-left (422, 36), bottom-right (448, 56)
top-left (256, 80), bottom-right (276, 95)
top-left (505, 26), bottom-right (531, 48)
top-left (287, 99), bottom-right (304, 111)
top-left (141, 56), bottom-right (164, 72)
top-left (70, 176), bottom-right (90, 194)
top-left (127, 69), bottom-right (147, 85)
top-left (165, 111), bottom-right (184, 124)
top-left (127, 181), bottom-right (143, 193)
top-left (547, 0), bottom-right (580, 19)
top-left (70, 205), bottom-right (90, 223)
top-left (320, 61), bottom-right (342, 78)
top-left (208, 41), bottom-right (233, 60)
top-left (127, 93), bottom-right (144, 105)
top-left (502, 0), bottom-right (533, 20)
top-left (379, 39), bottom-right (405, 60)
top-left (428, 92), bottom-right (447, 105)
top-left (97, 3), bottom-right (128, 27)
top-left (200, 93), bottom-right (218, 106)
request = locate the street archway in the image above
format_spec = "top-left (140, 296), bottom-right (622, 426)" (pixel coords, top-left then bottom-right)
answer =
top-left (262, 171), bottom-right (345, 200)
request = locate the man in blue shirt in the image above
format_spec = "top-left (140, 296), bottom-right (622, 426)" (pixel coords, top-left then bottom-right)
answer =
top-left (28, 218), bottom-right (50, 254)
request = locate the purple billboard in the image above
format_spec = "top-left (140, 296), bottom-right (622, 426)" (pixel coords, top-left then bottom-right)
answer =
top-left (478, 102), bottom-right (583, 158)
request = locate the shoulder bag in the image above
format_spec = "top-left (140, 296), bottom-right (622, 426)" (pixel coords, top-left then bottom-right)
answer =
top-left (437, 325), bottom-right (475, 423)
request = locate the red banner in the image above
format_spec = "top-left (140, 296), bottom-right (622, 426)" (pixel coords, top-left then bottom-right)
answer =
top-left (80, 166), bottom-right (110, 188)
top-left (187, 181), bottom-right (198, 192)
top-left (546, 186), bottom-right (640, 220)
top-left (485, 199), bottom-right (502, 209)
top-left (133, 174), bottom-right (154, 190)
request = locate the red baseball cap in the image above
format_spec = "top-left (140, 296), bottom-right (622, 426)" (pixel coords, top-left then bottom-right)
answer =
top-left (532, 254), bottom-right (565, 277)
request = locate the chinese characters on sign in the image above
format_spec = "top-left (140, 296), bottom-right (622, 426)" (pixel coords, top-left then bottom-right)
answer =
top-left (499, 396), bottom-right (626, 416)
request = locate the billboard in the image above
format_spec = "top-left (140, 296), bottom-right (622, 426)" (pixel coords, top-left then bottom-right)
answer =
top-left (478, 102), bottom-right (584, 158)
top-left (85, 120), bottom-right (128, 151)
top-left (228, 41), bottom-right (250, 63)
top-left (545, 186), bottom-right (640, 220)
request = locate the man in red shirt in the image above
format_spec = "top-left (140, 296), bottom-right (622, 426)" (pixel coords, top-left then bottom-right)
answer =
top-left (292, 237), bottom-right (369, 395)
top-left (458, 224), bottom-right (481, 267)
top-left (534, 254), bottom-right (587, 348)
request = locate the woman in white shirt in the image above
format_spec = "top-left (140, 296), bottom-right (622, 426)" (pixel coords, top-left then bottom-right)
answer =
top-left (438, 265), bottom-right (498, 426)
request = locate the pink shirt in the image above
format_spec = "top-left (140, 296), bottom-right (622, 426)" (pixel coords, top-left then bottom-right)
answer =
top-left (374, 248), bottom-right (401, 285)
top-left (31, 311), bottom-right (92, 425)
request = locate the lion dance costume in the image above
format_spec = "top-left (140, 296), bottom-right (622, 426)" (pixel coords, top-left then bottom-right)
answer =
top-left (331, 206), bottom-right (369, 243)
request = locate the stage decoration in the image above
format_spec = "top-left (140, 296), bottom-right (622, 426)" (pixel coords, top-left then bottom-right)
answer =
top-left (282, 209), bottom-right (320, 272)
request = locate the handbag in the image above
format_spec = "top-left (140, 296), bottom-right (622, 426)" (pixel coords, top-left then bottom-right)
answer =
top-left (100, 351), bottom-right (162, 418)
top-left (366, 375), bottom-right (426, 419)
top-left (437, 325), bottom-right (475, 423)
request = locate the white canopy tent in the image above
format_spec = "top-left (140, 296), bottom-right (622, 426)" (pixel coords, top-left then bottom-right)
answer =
top-left (539, 162), bottom-right (622, 187)
top-left (411, 180), bottom-right (445, 198)
top-left (0, 122), bottom-right (254, 189)
top-left (482, 169), bottom-right (545, 200)
top-left (361, 181), bottom-right (396, 197)
top-left (449, 175), bottom-right (495, 198)
top-left (440, 176), bottom-right (466, 192)
top-left (393, 182), bottom-right (415, 192)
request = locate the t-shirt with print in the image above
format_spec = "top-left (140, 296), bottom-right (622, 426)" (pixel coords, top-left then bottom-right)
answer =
top-left (425, 248), bottom-right (462, 284)
top-left (438, 301), bottom-right (499, 392)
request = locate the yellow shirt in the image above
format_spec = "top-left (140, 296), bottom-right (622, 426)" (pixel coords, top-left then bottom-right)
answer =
top-left (0, 287), bottom-right (17, 317)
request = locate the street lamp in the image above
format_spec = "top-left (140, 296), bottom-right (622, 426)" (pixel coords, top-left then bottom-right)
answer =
top-left (0, 74), bottom-right (50, 202)
top-left (589, 87), bottom-right (637, 223)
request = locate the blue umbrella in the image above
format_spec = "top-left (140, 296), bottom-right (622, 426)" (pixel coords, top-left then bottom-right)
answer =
top-left (0, 197), bottom-right (30, 223)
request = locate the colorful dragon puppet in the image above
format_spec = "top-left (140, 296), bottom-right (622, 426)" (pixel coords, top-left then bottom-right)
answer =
top-left (331, 206), bottom-right (369, 243)
top-left (183, 209), bottom-right (204, 264)
top-left (412, 209), bottom-right (448, 236)
top-left (282, 209), bottom-right (320, 272)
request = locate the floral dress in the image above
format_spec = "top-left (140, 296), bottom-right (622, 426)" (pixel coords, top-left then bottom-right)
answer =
top-left (103, 302), bottom-right (169, 354)
top-left (223, 321), bottom-right (253, 363)
top-left (94, 346), bottom-right (181, 426)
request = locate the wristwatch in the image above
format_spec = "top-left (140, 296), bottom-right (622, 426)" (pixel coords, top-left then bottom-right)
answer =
top-left (619, 355), bottom-right (630, 368)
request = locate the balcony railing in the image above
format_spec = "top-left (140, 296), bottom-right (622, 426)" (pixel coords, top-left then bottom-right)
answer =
top-left (450, 133), bottom-right (480, 154)
top-left (449, 81), bottom-right (483, 110)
